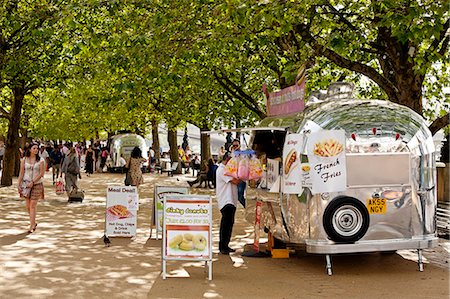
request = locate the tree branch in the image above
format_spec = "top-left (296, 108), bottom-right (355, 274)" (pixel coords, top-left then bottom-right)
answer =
top-left (293, 23), bottom-right (399, 100)
top-left (323, 1), bottom-right (358, 32)
top-left (429, 113), bottom-right (450, 135)
top-left (213, 69), bottom-right (266, 119)
top-left (0, 106), bottom-right (11, 120)
top-left (424, 18), bottom-right (450, 64)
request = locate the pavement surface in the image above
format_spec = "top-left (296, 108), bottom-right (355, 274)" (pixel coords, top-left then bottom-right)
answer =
top-left (0, 170), bottom-right (449, 299)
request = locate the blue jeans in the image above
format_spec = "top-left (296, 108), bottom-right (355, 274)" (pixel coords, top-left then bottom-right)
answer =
top-left (237, 181), bottom-right (246, 207)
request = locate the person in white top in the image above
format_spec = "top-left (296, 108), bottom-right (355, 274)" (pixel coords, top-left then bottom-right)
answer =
top-left (17, 143), bottom-right (46, 233)
top-left (118, 155), bottom-right (127, 167)
top-left (215, 151), bottom-right (241, 254)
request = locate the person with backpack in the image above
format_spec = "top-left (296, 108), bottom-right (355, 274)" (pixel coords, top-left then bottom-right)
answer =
top-left (62, 146), bottom-right (80, 198)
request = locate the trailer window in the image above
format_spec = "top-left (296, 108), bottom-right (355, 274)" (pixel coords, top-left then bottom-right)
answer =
top-left (251, 130), bottom-right (286, 161)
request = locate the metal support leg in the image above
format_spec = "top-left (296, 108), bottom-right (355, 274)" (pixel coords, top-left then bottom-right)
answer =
top-left (417, 249), bottom-right (424, 272)
top-left (326, 254), bottom-right (333, 276)
top-left (162, 260), bottom-right (166, 279)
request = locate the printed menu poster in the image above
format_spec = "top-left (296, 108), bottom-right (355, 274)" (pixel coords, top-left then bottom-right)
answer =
top-left (307, 130), bottom-right (347, 194)
top-left (266, 159), bottom-right (280, 191)
top-left (106, 186), bottom-right (139, 237)
top-left (164, 195), bottom-right (211, 259)
top-left (154, 186), bottom-right (189, 231)
top-left (282, 134), bottom-right (303, 194)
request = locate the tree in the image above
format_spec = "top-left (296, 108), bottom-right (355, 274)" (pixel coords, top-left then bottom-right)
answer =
top-left (0, 1), bottom-right (70, 185)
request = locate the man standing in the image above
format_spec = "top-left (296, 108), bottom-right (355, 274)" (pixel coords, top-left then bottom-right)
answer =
top-left (215, 152), bottom-right (241, 254)
top-left (49, 146), bottom-right (63, 184)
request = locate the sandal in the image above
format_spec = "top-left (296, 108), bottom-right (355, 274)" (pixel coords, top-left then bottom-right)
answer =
top-left (29, 223), bottom-right (38, 233)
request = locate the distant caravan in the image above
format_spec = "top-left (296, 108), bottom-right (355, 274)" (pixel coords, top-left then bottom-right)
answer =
top-left (108, 133), bottom-right (149, 173)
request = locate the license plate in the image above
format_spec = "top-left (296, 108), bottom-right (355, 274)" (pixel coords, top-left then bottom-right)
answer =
top-left (366, 198), bottom-right (386, 214)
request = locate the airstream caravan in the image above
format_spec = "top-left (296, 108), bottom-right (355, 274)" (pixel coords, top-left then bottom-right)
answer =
top-left (109, 133), bottom-right (148, 172)
top-left (246, 96), bottom-right (438, 275)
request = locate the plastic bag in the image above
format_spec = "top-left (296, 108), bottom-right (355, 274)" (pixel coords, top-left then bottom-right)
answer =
top-left (56, 178), bottom-right (65, 195)
top-left (238, 157), bottom-right (250, 180)
top-left (248, 156), bottom-right (263, 180)
top-left (224, 156), bottom-right (239, 178)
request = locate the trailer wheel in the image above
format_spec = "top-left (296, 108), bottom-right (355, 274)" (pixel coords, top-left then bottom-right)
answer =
top-left (323, 196), bottom-right (370, 243)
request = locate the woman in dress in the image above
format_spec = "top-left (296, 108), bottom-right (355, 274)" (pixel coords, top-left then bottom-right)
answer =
top-left (17, 143), bottom-right (46, 233)
top-left (85, 145), bottom-right (95, 176)
top-left (126, 147), bottom-right (146, 187)
top-left (62, 146), bottom-right (80, 198)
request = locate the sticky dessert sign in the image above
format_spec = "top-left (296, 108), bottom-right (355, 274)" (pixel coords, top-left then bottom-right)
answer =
top-left (106, 186), bottom-right (139, 237)
top-left (307, 130), bottom-right (347, 194)
top-left (163, 195), bottom-right (212, 260)
top-left (162, 194), bottom-right (213, 280)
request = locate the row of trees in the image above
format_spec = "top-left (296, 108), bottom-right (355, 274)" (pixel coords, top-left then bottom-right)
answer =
top-left (1, 0), bottom-right (449, 185)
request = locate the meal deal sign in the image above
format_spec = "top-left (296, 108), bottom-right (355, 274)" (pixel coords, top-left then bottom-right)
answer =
top-left (282, 134), bottom-right (303, 194)
top-left (106, 186), bottom-right (139, 237)
top-left (307, 130), bottom-right (347, 194)
top-left (163, 195), bottom-right (211, 259)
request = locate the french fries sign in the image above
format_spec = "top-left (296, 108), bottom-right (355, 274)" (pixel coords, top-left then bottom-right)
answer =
top-left (282, 134), bottom-right (304, 194)
top-left (307, 130), bottom-right (347, 194)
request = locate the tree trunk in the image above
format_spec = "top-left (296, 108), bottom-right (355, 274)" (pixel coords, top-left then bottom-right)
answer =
top-left (200, 125), bottom-right (211, 163)
top-left (167, 128), bottom-right (181, 174)
top-left (1, 84), bottom-right (25, 186)
top-left (151, 120), bottom-right (161, 165)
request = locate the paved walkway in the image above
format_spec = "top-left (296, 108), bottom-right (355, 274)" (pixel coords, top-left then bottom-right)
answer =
top-left (0, 171), bottom-right (448, 298)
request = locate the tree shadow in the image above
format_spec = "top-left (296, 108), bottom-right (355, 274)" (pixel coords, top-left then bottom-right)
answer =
top-left (0, 231), bottom-right (30, 246)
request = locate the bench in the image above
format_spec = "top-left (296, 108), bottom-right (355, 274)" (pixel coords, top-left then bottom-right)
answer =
top-left (161, 162), bottom-right (179, 177)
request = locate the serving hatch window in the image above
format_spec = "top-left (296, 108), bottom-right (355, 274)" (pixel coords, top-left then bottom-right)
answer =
top-left (250, 130), bottom-right (287, 161)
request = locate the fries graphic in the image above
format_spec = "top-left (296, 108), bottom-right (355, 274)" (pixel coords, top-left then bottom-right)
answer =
top-left (313, 139), bottom-right (343, 157)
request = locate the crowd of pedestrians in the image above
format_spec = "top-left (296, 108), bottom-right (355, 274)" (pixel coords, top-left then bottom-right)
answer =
top-left (4, 138), bottom-right (240, 240)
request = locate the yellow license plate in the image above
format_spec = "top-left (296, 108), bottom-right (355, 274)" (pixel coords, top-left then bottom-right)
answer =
top-left (366, 198), bottom-right (387, 214)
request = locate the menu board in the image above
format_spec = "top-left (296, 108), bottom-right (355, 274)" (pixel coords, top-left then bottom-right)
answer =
top-left (266, 159), bottom-right (280, 191)
top-left (106, 186), bottom-right (139, 237)
top-left (163, 195), bottom-right (212, 259)
top-left (282, 134), bottom-right (303, 194)
top-left (307, 130), bottom-right (347, 194)
top-left (153, 186), bottom-right (189, 238)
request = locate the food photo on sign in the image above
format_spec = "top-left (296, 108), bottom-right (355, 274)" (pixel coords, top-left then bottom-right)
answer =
top-left (282, 134), bottom-right (304, 194)
top-left (167, 231), bottom-right (209, 256)
top-left (306, 130), bottom-right (347, 194)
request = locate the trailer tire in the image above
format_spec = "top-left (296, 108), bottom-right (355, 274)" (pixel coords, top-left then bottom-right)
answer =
top-left (323, 196), bottom-right (370, 243)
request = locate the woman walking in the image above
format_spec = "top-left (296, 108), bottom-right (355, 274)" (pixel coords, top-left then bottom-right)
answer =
top-left (85, 145), bottom-right (95, 176)
top-left (126, 147), bottom-right (146, 187)
top-left (62, 146), bottom-right (80, 198)
top-left (17, 143), bottom-right (46, 233)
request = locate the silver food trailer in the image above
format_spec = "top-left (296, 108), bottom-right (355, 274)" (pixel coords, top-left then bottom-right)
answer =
top-left (246, 97), bottom-right (438, 274)
top-left (109, 133), bottom-right (149, 172)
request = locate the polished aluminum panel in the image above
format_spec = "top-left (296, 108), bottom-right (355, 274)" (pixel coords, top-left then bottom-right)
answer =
top-left (246, 98), bottom-right (437, 252)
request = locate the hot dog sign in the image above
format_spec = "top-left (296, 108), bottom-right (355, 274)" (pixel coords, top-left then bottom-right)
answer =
top-left (282, 134), bottom-right (304, 194)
